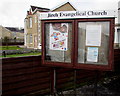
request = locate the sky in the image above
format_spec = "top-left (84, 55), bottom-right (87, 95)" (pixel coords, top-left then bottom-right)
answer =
top-left (0, 0), bottom-right (120, 28)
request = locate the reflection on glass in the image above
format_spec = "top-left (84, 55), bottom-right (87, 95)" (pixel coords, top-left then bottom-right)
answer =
top-left (78, 22), bottom-right (110, 65)
top-left (45, 23), bottom-right (72, 63)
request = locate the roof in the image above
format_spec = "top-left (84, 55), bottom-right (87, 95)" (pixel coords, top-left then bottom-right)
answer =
top-left (5, 27), bottom-right (24, 33)
top-left (51, 1), bottom-right (77, 11)
top-left (28, 2), bottom-right (77, 15)
top-left (30, 5), bottom-right (50, 12)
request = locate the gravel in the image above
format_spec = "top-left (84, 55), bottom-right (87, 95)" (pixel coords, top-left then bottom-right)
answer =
top-left (54, 76), bottom-right (120, 96)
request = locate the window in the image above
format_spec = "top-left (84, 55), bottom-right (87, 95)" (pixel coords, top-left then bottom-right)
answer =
top-left (35, 16), bottom-right (37, 23)
top-left (118, 29), bottom-right (120, 48)
top-left (24, 19), bottom-right (28, 29)
top-left (29, 34), bottom-right (33, 44)
top-left (26, 34), bottom-right (29, 44)
top-left (29, 17), bottom-right (32, 28)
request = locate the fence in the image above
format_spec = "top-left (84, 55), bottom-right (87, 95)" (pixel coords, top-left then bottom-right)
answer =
top-left (1, 49), bottom-right (120, 95)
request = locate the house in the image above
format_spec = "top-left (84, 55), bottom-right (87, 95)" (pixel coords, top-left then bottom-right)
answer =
top-left (24, 1), bottom-right (120, 49)
top-left (24, 2), bottom-right (77, 49)
top-left (117, 1), bottom-right (120, 48)
top-left (0, 25), bottom-right (11, 40)
top-left (0, 26), bottom-right (24, 43)
top-left (5, 27), bottom-right (24, 40)
top-left (24, 5), bottom-right (50, 49)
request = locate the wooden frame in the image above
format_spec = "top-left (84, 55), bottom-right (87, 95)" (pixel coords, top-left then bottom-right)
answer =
top-left (74, 18), bottom-right (115, 71)
top-left (41, 18), bottom-right (115, 71)
top-left (41, 20), bottom-right (75, 68)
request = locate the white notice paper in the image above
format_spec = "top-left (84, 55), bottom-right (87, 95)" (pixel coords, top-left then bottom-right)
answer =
top-left (86, 25), bottom-right (101, 46)
top-left (87, 47), bottom-right (98, 62)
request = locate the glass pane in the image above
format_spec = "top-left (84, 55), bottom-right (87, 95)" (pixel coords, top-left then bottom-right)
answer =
top-left (78, 22), bottom-right (110, 65)
top-left (45, 23), bottom-right (72, 63)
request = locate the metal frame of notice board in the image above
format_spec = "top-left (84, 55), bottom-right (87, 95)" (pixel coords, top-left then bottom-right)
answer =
top-left (40, 10), bottom-right (116, 71)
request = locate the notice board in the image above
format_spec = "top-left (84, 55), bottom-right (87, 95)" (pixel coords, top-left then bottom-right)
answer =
top-left (41, 11), bottom-right (116, 71)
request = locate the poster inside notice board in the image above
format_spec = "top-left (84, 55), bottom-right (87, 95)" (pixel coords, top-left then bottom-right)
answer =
top-left (49, 23), bottom-right (68, 51)
top-left (87, 47), bottom-right (99, 62)
top-left (86, 25), bottom-right (102, 46)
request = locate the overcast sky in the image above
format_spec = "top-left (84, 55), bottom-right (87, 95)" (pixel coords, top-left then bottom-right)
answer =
top-left (0, 0), bottom-right (120, 28)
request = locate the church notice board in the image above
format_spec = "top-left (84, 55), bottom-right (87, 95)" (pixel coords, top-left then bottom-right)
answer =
top-left (40, 10), bottom-right (116, 71)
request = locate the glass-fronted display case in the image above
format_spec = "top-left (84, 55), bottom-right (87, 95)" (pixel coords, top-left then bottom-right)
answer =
top-left (75, 19), bottom-right (114, 70)
top-left (42, 20), bottom-right (74, 68)
top-left (77, 21), bottom-right (110, 64)
top-left (41, 18), bottom-right (115, 71)
top-left (45, 22), bottom-right (72, 63)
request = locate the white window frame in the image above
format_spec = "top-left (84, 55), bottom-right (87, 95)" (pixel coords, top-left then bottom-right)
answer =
top-left (29, 34), bottom-right (33, 44)
top-left (35, 16), bottom-right (37, 23)
top-left (29, 17), bottom-right (32, 28)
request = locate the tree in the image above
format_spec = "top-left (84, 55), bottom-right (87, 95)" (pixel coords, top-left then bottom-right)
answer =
top-left (14, 37), bottom-right (16, 43)
top-left (4, 36), bottom-right (10, 49)
top-left (0, 38), bottom-right (2, 46)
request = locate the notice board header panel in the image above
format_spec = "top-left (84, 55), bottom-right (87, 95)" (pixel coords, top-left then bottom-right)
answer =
top-left (39, 10), bottom-right (117, 20)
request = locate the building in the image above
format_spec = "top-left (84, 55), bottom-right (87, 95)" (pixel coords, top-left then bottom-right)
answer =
top-left (118, 1), bottom-right (120, 48)
top-left (24, 6), bottom-right (50, 49)
top-left (5, 27), bottom-right (24, 40)
top-left (24, 2), bottom-right (76, 49)
top-left (0, 26), bottom-right (24, 43)
top-left (0, 25), bottom-right (11, 39)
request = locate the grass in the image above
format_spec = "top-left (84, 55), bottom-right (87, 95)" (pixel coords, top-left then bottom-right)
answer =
top-left (1, 52), bottom-right (41, 58)
top-left (0, 46), bottom-right (41, 58)
top-left (0, 46), bottom-right (23, 50)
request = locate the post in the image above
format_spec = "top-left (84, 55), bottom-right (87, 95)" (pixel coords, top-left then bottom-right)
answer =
top-left (94, 70), bottom-right (99, 96)
top-left (2, 51), bottom-right (6, 57)
top-left (74, 70), bottom-right (77, 96)
top-left (53, 68), bottom-right (56, 95)
top-left (50, 68), bottom-right (55, 95)
top-left (50, 68), bottom-right (57, 96)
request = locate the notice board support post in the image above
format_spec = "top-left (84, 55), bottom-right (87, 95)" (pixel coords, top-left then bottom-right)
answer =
top-left (73, 69), bottom-right (77, 96)
top-left (94, 70), bottom-right (99, 96)
top-left (53, 68), bottom-right (57, 96)
top-left (50, 68), bottom-right (57, 96)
